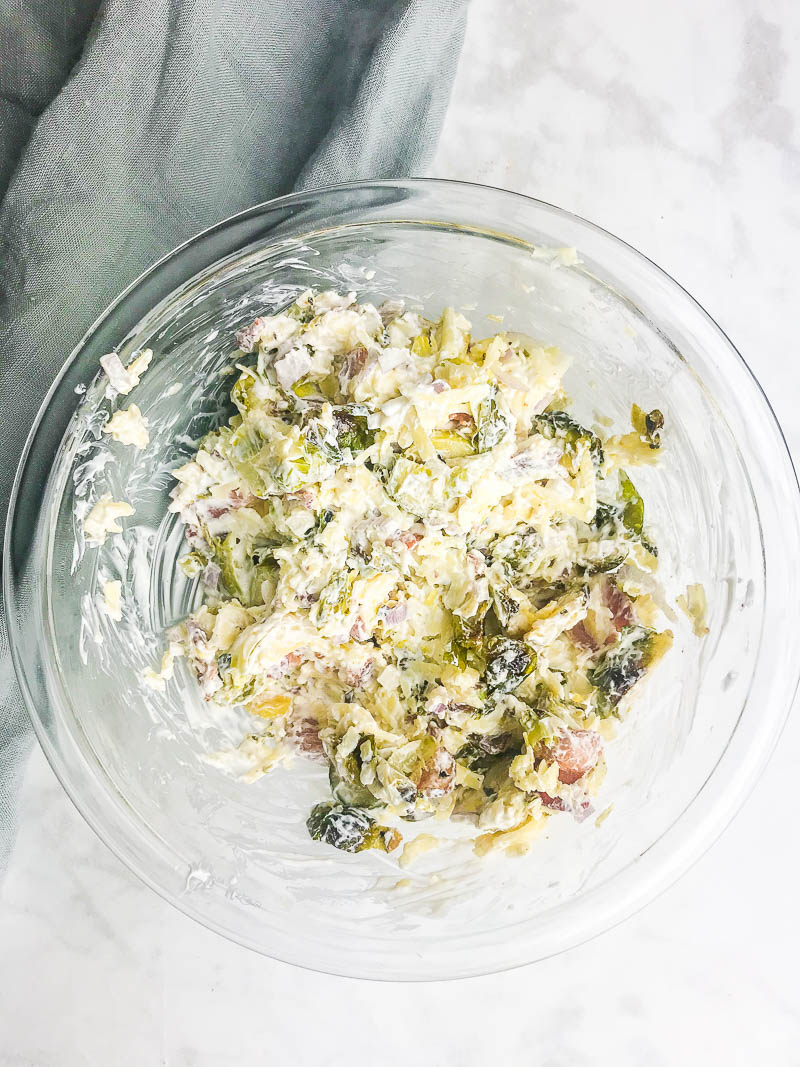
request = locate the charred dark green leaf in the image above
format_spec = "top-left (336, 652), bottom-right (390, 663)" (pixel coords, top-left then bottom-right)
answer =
top-left (490, 585), bottom-right (520, 627)
top-left (332, 406), bottom-right (375, 453)
top-left (587, 625), bottom-right (657, 715)
top-left (306, 803), bottom-right (397, 853)
top-left (489, 528), bottom-right (540, 575)
top-left (444, 610), bottom-right (488, 670)
top-left (579, 554), bottom-right (627, 577)
top-left (532, 410), bottom-right (604, 467)
top-left (484, 636), bottom-right (536, 696)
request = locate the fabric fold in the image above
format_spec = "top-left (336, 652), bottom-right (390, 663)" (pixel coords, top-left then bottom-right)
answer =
top-left (0, 0), bottom-right (468, 872)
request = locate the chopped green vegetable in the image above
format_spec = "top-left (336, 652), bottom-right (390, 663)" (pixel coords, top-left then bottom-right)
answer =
top-left (315, 569), bottom-right (354, 624)
top-left (631, 404), bottom-right (664, 449)
top-left (411, 326), bottom-right (435, 358)
top-left (329, 757), bottom-right (379, 809)
top-left (474, 387), bottom-right (512, 453)
top-left (619, 471), bottom-right (644, 536)
top-left (588, 625), bottom-right (657, 715)
top-left (314, 509), bottom-right (334, 535)
top-left (332, 406), bottom-right (375, 453)
top-left (484, 636), bottom-right (536, 696)
top-left (593, 471), bottom-right (657, 557)
top-left (292, 375), bottom-right (320, 399)
top-left (306, 803), bottom-right (398, 853)
top-left (532, 410), bottom-right (604, 468)
top-left (285, 296), bottom-right (316, 324)
top-left (490, 584), bottom-right (520, 628)
top-left (490, 528), bottom-right (540, 575)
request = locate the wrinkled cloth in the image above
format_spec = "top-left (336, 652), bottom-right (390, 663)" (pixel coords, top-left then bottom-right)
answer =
top-left (0, 0), bottom-right (468, 871)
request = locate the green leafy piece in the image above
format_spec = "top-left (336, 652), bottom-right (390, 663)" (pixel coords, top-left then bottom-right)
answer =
top-left (587, 625), bottom-right (658, 715)
top-left (619, 471), bottom-right (644, 536)
top-left (329, 757), bottom-right (379, 809)
top-left (490, 528), bottom-right (540, 574)
top-left (306, 803), bottom-right (399, 853)
top-left (580, 554), bottom-right (627, 577)
top-left (292, 375), bottom-right (320, 399)
top-left (532, 410), bottom-right (604, 468)
top-left (430, 429), bottom-right (475, 459)
top-left (593, 472), bottom-right (657, 557)
top-left (179, 551), bottom-right (206, 578)
top-left (285, 296), bottom-right (316, 324)
top-left (411, 327), bottom-right (435, 358)
top-left (490, 584), bottom-right (520, 628)
top-left (301, 418), bottom-right (342, 464)
top-left (315, 569), bottom-right (354, 624)
top-left (631, 404), bottom-right (664, 449)
top-left (444, 608), bottom-right (488, 670)
top-left (474, 387), bottom-right (512, 453)
top-left (332, 406), bottom-right (375, 453)
top-left (314, 509), bottom-right (335, 535)
top-left (302, 405), bottom-right (375, 464)
top-left (484, 637), bottom-right (536, 696)
top-left (211, 532), bottom-right (248, 601)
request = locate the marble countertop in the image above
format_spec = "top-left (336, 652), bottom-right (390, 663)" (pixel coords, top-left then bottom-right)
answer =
top-left (3, 1), bottom-right (800, 1063)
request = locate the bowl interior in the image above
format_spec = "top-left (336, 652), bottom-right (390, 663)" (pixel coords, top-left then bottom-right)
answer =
top-left (8, 185), bottom-right (794, 979)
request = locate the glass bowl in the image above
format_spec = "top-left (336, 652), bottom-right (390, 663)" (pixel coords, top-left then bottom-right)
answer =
top-left (5, 179), bottom-right (799, 981)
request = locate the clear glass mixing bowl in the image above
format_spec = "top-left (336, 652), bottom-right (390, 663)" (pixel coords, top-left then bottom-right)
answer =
top-left (5, 180), bottom-right (800, 980)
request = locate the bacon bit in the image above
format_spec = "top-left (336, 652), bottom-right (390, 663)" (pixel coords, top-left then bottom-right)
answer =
top-left (538, 729), bottom-right (603, 785)
top-left (382, 827), bottom-right (403, 852)
top-left (475, 732), bottom-right (512, 755)
top-left (200, 562), bottom-right (221, 590)
top-left (197, 658), bottom-right (222, 699)
top-left (387, 528), bottom-right (423, 550)
top-left (287, 715), bottom-right (325, 761)
top-left (339, 344), bottom-right (369, 386)
top-left (448, 411), bottom-right (475, 428)
top-left (286, 489), bottom-right (314, 509)
top-left (432, 380), bottom-right (447, 394)
top-left (568, 620), bottom-right (600, 652)
top-left (266, 651), bottom-right (303, 678)
top-left (602, 577), bottom-right (634, 632)
top-left (235, 318), bottom-right (268, 354)
top-left (203, 489), bottom-right (258, 520)
top-left (466, 549), bottom-right (486, 575)
top-left (350, 617), bottom-right (371, 642)
top-left (185, 524), bottom-right (211, 554)
top-left (417, 748), bottom-right (456, 798)
top-left (344, 659), bottom-right (374, 688)
top-left (379, 602), bottom-right (407, 627)
top-left (185, 618), bottom-right (209, 651)
top-left (536, 791), bottom-right (593, 822)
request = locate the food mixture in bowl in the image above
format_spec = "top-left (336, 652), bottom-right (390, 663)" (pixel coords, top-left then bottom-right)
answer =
top-left (152, 290), bottom-right (674, 857)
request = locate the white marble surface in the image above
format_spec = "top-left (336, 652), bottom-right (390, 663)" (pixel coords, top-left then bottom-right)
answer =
top-left (4, 1), bottom-right (800, 1063)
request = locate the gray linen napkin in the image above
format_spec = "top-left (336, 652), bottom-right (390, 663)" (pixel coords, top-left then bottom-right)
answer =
top-left (0, 0), bottom-right (468, 871)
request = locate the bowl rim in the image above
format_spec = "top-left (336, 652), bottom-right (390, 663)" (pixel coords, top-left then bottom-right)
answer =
top-left (5, 176), bottom-right (800, 981)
